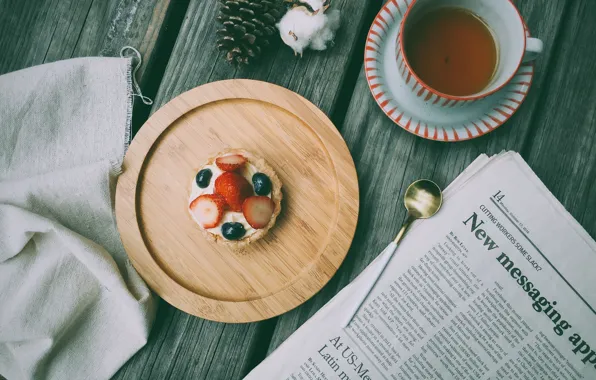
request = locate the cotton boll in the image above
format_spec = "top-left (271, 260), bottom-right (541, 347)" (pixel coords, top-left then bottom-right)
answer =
top-left (278, 8), bottom-right (326, 55)
top-left (277, 8), bottom-right (341, 56)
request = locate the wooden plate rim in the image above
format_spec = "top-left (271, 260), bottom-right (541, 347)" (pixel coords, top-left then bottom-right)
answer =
top-left (116, 79), bottom-right (359, 322)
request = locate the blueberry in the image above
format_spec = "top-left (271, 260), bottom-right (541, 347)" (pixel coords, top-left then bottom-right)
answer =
top-left (252, 173), bottom-right (272, 195)
top-left (221, 222), bottom-right (246, 240)
top-left (196, 169), bottom-right (212, 188)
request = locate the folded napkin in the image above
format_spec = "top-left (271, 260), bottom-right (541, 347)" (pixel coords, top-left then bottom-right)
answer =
top-left (0, 57), bottom-right (156, 380)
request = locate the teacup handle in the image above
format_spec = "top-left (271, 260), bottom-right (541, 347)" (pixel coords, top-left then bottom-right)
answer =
top-left (523, 37), bottom-right (544, 62)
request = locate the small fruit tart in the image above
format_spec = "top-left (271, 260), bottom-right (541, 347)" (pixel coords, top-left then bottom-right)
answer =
top-left (188, 148), bottom-right (282, 250)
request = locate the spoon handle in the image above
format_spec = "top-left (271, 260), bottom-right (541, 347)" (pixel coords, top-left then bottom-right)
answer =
top-left (341, 216), bottom-right (415, 328)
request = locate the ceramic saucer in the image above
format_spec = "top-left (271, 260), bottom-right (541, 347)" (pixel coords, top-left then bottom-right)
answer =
top-left (365, 0), bottom-right (534, 141)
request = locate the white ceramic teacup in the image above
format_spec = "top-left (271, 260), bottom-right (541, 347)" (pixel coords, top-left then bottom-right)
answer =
top-left (395, 0), bottom-right (543, 107)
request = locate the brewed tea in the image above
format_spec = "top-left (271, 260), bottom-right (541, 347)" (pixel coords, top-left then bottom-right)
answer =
top-left (404, 7), bottom-right (498, 96)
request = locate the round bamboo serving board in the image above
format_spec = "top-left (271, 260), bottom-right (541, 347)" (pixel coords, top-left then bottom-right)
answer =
top-left (115, 79), bottom-right (359, 323)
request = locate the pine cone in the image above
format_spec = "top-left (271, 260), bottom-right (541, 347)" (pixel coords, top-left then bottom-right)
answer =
top-left (216, 0), bottom-right (282, 65)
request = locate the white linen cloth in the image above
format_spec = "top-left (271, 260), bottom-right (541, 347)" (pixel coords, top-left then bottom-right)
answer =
top-left (0, 57), bottom-right (156, 380)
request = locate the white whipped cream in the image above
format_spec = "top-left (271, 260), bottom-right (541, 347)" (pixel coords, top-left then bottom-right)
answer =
top-left (188, 161), bottom-right (271, 239)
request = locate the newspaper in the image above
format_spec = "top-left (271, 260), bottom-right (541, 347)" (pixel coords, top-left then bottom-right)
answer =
top-left (245, 152), bottom-right (596, 380)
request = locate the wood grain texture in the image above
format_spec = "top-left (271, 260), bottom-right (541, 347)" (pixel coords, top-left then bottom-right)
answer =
top-left (116, 79), bottom-right (358, 322)
top-left (114, 0), bottom-right (379, 378)
top-left (266, 0), bottom-right (572, 353)
top-left (0, 0), bottom-right (189, 132)
top-left (0, 0), bottom-right (179, 75)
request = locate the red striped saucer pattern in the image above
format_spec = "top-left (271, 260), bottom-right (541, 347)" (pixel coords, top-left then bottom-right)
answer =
top-left (365, 0), bottom-right (535, 142)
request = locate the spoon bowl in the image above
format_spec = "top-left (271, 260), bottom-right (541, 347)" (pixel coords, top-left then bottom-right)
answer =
top-left (404, 179), bottom-right (443, 219)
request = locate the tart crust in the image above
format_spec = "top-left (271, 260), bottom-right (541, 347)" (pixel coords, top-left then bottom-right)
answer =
top-left (193, 148), bottom-right (282, 251)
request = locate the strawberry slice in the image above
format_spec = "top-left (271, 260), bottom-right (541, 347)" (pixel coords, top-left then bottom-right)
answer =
top-left (189, 194), bottom-right (226, 228)
top-left (214, 172), bottom-right (253, 212)
top-left (242, 196), bottom-right (275, 229)
top-left (216, 154), bottom-right (247, 172)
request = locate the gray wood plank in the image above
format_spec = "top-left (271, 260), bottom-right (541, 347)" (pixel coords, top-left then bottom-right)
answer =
top-left (266, 0), bottom-right (571, 355)
top-left (113, 304), bottom-right (268, 379)
top-left (523, 0), bottom-right (596, 237)
top-left (0, 0), bottom-right (90, 73)
top-left (0, 0), bottom-right (187, 104)
top-left (117, 0), bottom-right (382, 379)
top-left (152, 0), bottom-right (380, 114)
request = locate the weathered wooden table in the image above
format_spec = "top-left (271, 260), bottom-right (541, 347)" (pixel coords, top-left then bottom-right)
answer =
top-left (3, 0), bottom-right (595, 378)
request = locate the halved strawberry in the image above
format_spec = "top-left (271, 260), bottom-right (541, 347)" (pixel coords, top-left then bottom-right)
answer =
top-left (189, 194), bottom-right (226, 228)
top-left (242, 196), bottom-right (275, 229)
top-left (215, 154), bottom-right (247, 172)
top-left (214, 172), bottom-right (253, 212)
